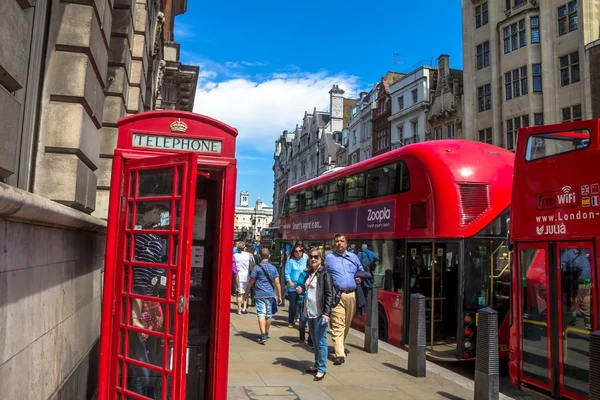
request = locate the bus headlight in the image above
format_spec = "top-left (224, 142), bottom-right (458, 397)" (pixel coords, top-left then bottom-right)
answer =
top-left (463, 340), bottom-right (473, 350)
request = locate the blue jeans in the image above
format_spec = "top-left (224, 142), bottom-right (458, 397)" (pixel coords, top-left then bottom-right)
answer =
top-left (128, 333), bottom-right (158, 399)
top-left (297, 302), bottom-right (312, 343)
top-left (287, 291), bottom-right (298, 323)
top-left (307, 316), bottom-right (329, 373)
top-left (255, 297), bottom-right (274, 319)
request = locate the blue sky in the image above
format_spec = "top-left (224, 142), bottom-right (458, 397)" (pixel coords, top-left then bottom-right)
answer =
top-left (175, 0), bottom-right (463, 207)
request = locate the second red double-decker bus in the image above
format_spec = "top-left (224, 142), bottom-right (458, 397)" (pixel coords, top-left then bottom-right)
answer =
top-left (280, 140), bottom-right (514, 361)
top-left (509, 119), bottom-right (598, 400)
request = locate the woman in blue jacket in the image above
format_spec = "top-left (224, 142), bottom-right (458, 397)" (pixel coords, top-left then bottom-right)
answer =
top-left (284, 244), bottom-right (307, 327)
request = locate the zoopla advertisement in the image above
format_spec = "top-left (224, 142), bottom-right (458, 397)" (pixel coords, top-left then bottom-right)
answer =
top-left (290, 200), bottom-right (395, 235)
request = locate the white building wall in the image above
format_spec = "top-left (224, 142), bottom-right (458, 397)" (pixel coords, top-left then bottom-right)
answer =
top-left (389, 68), bottom-right (434, 146)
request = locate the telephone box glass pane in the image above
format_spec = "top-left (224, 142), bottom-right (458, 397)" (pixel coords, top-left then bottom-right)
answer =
top-left (134, 201), bottom-right (173, 231)
top-left (126, 331), bottom-right (163, 388)
top-left (132, 234), bottom-right (169, 264)
top-left (176, 166), bottom-right (183, 196)
top-left (138, 169), bottom-right (174, 197)
top-left (130, 266), bottom-right (168, 300)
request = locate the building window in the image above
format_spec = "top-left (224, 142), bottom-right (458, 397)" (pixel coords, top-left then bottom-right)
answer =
top-left (476, 41), bottom-right (490, 70)
top-left (503, 28), bottom-right (510, 53)
top-left (300, 161), bottom-right (306, 176)
top-left (397, 125), bottom-right (404, 146)
top-left (352, 130), bottom-right (357, 145)
top-left (411, 120), bottom-right (418, 137)
top-left (515, 0), bottom-right (526, 5)
top-left (562, 104), bottom-right (582, 122)
top-left (475, 2), bottom-right (488, 28)
top-left (559, 52), bottom-right (580, 86)
top-left (506, 67), bottom-right (528, 100)
top-left (446, 123), bottom-right (455, 139)
top-left (504, 19), bottom-right (526, 53)
top-left (532, 64), bottom-right (542, 92)
top-left (478, 128), bottom-right (492, 144)
top-left (558, 1), bottom-right (578, 36)
top-left (534, 113), bottom-right (544, 125)
top-left (411, 89), bottom-right (418, 104)
top-left (478, 84), bottom-right (491, 112)
top-left (435, 127), bottom-right (442, 140)
top-left (519, 19), bottom-right (527, 47)
top-left (506, 115), bottom-right (530, 150)
top-left (398, 95), bottom-right (404, 110)
top-left (531, 16), bottom-right (540, 43)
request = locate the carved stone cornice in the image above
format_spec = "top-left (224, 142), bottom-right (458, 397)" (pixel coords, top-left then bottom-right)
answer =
top-left (153, 12), bottom-right (165, 57)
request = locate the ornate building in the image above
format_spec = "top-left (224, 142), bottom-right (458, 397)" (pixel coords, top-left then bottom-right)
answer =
top-left (372, 72), bottom-right (404, 156)
top-left (341, 84), bottom-right (378, 165)
top-left (234, 192), bottom-right (273, 241)
top-left (0, 0), bottom-right (198, 397)
top-left (272, 85), bottom-right (355, 226)
top-left (426, 55), bottom-right (464, 141)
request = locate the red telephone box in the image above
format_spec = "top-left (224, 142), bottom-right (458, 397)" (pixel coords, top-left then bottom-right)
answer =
top-left (97, 111), bottom-right (237, 400)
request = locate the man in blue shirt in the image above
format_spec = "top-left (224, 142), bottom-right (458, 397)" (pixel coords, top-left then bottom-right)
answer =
top-left (325, 234), bottom-right (363, 365)
top-left (358, 243), bottom-right (379, 272)
top-left (244, 248), bottom-right (283, 344)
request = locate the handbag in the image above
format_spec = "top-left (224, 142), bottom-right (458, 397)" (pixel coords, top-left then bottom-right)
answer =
top-left (140, 300), bottom-right (164, 331)
top-left (257, 263), bottom-right (278, 314)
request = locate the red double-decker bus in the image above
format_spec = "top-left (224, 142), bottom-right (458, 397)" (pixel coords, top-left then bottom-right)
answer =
top-left (509, 119), bottom-right (598, 399)
top-left (280, 140), bottom-right (514, 361)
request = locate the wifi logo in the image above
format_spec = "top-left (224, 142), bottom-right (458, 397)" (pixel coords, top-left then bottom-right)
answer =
top-left (562, 186), bottom-right (572, 194)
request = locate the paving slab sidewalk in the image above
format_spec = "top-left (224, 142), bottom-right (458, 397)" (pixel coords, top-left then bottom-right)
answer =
top-left (227, 300), bottom-right (530, 400)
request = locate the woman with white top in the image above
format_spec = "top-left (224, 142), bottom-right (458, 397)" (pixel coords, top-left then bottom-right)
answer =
top-left (233, 241), bottom-right (254, 314)
top-left (297, 247), bottom-right (335, 381)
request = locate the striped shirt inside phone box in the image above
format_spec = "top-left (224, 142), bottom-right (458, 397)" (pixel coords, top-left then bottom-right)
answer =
top-left (133, 234), bottom-right (164, 296)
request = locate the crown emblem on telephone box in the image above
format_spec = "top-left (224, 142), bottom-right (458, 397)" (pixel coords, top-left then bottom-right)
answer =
top-left (170, 118), bottom-right (188, 133)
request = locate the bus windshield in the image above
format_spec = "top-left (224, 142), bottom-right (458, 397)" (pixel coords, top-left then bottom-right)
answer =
top-left (525, 129), bottom-right (590, 161)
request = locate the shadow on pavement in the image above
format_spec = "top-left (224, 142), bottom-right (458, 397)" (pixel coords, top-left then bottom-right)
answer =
top-left (381, 362), bottom-right (409, 375)
top-left (436, 392), bottom-right (466, 400)
top-left (233, 330), bottom-right (262, 343)
top-left (272, 357), bottom-right (314, 373)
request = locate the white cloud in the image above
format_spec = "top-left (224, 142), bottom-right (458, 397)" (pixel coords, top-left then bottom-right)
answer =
top-left (174, 24), bottom-right (197, 40)
top-left (191, 60), bottom-right (362, 152)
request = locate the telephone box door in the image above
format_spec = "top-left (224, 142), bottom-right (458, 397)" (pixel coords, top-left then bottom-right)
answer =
top-left (109, 152), bottom-right (198, 400)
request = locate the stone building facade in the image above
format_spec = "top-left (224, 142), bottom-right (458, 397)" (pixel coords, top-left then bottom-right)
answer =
top-left (271, 85), bottom-right (355, 226)
top-left (234, 192), bottom-right (274, 241)
top-left (388, 66), bottom-right (435, 147)
top-left (372, 72), bottom-right (404, 156)
top-left (342, 84), bottom-right (378, 166)
top-left (0, 0), bottom-right (198, 398)
top-left (426, 55), bottom-right (464, 141)
top-left (462, 0), bottom-right (599, 150)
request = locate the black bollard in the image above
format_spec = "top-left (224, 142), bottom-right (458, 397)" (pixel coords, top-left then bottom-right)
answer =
top-left (364, 288), bottom-right (379, 353)
top-left (589, 331), bottom-right (600, 399)
top-left (474, 307), bottom-right (499, 400)
top-left (408, 293), bottom-right (426, 377)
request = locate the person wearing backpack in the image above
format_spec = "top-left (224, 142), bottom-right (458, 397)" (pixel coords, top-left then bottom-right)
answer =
top-left (243, 248), bottom-right (283, 344)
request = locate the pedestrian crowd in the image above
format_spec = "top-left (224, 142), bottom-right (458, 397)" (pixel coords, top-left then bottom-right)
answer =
top-left (232, 234), bottom-right (373, 381)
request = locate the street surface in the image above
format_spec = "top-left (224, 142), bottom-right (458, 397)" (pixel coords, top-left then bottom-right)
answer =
top-left (227, 299), bottom-right (530, 400)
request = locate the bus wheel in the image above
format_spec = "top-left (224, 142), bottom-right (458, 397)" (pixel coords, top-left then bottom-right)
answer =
top-left (378, 305), bottom-right (388, 342)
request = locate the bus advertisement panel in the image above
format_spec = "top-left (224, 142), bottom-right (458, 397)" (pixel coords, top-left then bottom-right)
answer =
top-left (281, 140), bottom-right (514, 361)
top-left (510, 119), bottom-right (599, 400)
